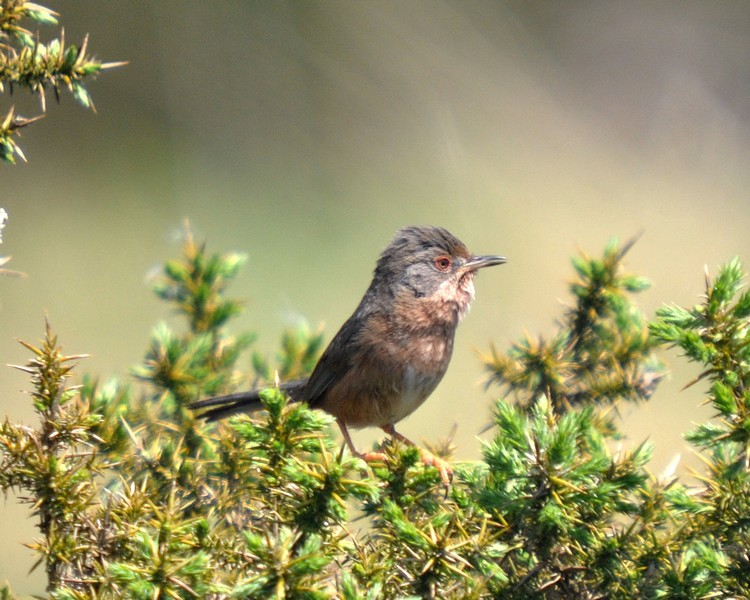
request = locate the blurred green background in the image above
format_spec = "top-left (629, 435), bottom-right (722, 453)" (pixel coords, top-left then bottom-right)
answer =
top-left (3, 1), bottom-right (750, 594)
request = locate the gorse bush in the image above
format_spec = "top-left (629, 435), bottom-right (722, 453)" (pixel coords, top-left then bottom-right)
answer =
top-left (0, 1), bottom-right (121, 163)
top-left (484, 236), bottom-right (663, 416)
top-left (2, 225), bottom-right (749, 599)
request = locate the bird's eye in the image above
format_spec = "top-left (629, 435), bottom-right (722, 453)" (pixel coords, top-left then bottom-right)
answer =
top-left (433, 255), bottom-right (452, 271)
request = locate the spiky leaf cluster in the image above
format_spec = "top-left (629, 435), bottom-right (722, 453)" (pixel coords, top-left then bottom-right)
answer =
top-left (651, 257), bottom-right (750, 596)
top-left (484, 237), bottom-right (664, 414)
top-left (1, 322), bottom-right (105, 592)
top-left (0, 1), bottom-right (121, 163)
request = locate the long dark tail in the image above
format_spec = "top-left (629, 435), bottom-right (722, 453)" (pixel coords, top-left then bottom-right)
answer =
top-left (190, 379), bottom-right (307, 422)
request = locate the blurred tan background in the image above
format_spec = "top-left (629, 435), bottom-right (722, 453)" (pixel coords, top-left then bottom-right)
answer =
top-left (3, 1), bottom-right (750, 594)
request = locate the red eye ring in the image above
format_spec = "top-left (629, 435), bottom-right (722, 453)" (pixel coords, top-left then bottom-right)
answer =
top-left (433, 255), bottom-right (452, 272)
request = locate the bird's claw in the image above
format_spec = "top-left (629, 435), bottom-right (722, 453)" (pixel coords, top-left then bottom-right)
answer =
top-left (355, 448), bottom-right (452, 485)
top-left (358, 451), bottom-right (388, 463)
top-left (418, 448), bottom-right (453, 485)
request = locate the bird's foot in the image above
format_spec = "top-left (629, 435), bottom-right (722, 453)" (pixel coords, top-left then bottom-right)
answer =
top-left (353, 448), bottom-right (452, 486)
top-left (358, 451), bottom-right (388, 463)
top-left (418, 448), bottom-right (453, 485)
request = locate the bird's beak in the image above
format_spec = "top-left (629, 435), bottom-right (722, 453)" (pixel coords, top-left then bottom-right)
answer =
top-left (461, 255), bottom-right (507, 273)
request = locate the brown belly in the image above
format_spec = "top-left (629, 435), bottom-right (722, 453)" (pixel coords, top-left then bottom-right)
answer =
top-left (318, 333), bottom-right (453, 428)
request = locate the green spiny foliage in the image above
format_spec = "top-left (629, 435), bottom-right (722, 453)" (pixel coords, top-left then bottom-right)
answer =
top-left (1, 321), bottom-right (106, 592)
top-left (483, 236), bottom-right (664, 416)
top-left (0, 1), bottom-right (122, 163)
top-left (651, 257), bottom-right (750, 597)
top-left (4, 230), bottom-right (750, 598)
top-left (652, 257), bottom-right (750, 458)
top-left (463, 397), bottom-right (666, 598)
top-left (252, 321), bottom-right (326, 385)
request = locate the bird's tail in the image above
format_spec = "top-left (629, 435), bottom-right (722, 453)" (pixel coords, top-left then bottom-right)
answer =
top-left (190, 379), bottom-right (307, 422)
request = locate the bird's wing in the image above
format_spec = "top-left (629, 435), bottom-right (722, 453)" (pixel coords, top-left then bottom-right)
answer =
top-left (304, 312), bottom-right (363, 408)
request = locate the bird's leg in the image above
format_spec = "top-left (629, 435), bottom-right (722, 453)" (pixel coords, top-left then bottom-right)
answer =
top-left (336, 419), bottom-right (387, 462)
top-left (336, 420), bottom-right (453, 485)
top-left (382, 424), bottom-right (453, 485)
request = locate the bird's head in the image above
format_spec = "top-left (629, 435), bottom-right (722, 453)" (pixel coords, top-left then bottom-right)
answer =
top-left (373, 226), bottom-right (506, 319)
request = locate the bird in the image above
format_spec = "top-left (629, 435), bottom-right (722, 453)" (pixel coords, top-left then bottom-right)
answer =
top-left (190, 225), bottom-right (506, 483)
